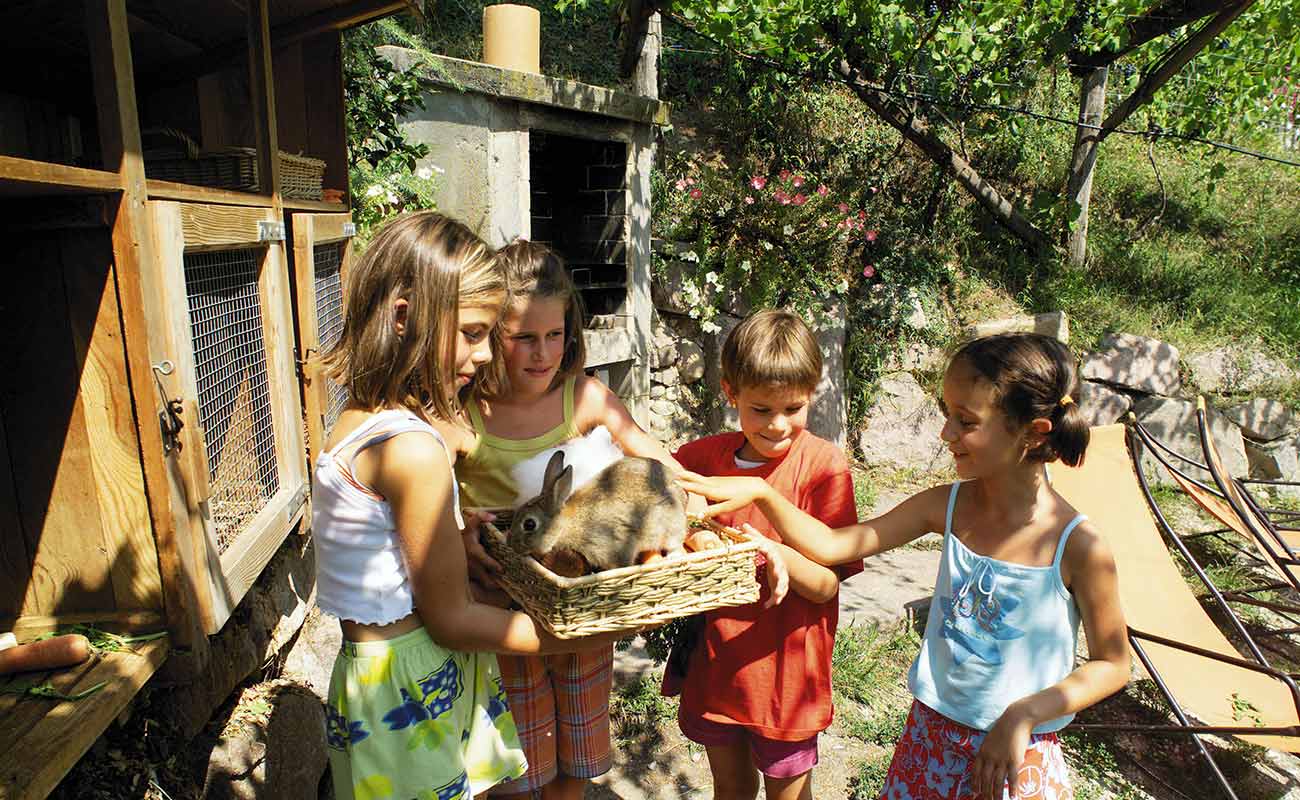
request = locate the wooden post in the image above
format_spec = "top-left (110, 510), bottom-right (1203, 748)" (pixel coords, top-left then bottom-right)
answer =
top-left (247, 0), bottom-right (281, 206)
top-left (632, 12), bottom-right (661, 100)
top-left (85, 0), bottom-right (205, 654)
top-left (1066, 66), bottom-right (1108, 268)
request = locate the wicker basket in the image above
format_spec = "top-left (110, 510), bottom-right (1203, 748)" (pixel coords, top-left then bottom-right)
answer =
top-left (143, 128), bottom-right (326, 200)
top-left (478, 512), bottom-right (762, 639)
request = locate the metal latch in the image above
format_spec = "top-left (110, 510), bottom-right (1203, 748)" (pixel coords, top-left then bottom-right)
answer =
top-left (342, 222), bottom-right (356, 237)
top-left (258, 220), bottom-right (286, 242)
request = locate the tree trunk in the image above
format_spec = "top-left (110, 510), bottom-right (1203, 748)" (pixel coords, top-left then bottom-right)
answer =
top-left (1065, 66), bottom-right (1109, 267)
top-left (835, 59), bottom-right (1054, 254)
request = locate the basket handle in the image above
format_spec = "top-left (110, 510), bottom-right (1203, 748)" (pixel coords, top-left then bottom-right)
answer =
top-left (141, 127), bottom-right (200, 159)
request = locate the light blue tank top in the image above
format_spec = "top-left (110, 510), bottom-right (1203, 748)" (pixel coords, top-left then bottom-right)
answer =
top-left (908, 481), bottom-right (1086, 733)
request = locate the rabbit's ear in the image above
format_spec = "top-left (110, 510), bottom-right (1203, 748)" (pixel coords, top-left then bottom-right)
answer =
top-left (542, 450), bottom-right (566, 490)
top-left (546, 465), bottom-right (573, 511)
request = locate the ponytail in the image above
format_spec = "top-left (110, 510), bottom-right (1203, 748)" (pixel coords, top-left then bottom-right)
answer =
top-left (1050, 392), bottom-right (1091, 467)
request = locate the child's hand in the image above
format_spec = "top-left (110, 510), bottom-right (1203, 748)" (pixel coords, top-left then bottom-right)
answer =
top-left (676, 472), bottom-right (773, 517)
top-left (739, 522), bottom-right (789, 607)
top-left (461, 509), bottom-right (503, 588)
top-left (972, 706), bottom-right (1035, 799)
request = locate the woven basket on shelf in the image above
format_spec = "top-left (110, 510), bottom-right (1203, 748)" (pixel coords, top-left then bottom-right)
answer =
top-left (477, 511), bottom-right (762, 639)
top-left (142, 128), bottom-right (326, 200)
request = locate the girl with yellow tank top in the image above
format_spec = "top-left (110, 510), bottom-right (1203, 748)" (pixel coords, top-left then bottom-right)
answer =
top-left (445, 241), bottom-right (693, 800)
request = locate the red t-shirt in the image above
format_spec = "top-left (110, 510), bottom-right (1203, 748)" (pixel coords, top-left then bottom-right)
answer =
top-left (673, 429), bottom-right (861, 741)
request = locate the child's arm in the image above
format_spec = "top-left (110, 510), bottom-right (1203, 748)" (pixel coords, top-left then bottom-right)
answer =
top-left (372, 432), bottom-right (624, 655)
top-left (971, 522), bottom-right (1129, 800)
top-left (678, 472), bottom-right (945, 565)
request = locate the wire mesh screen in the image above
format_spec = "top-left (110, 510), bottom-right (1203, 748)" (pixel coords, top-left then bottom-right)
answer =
top-left (313, 241), bottom-right (348, 436)
top-left (184, 248), bottom-right (280, 553)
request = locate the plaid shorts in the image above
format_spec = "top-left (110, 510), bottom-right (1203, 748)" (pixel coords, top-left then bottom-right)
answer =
top-left (486, 646), bottom-right (614, 795)
top-left (878, 700), bottom-right (1073, 800)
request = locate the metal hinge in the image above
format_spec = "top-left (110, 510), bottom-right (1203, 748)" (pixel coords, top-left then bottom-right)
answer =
top-left (342, 222), bottom-right (356, 237)
top-left (258, 220), bottom-right (285, 241)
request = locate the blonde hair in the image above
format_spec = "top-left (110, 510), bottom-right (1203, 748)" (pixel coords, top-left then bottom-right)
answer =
top-left (322, 211), bottom-right (505, 422)
top-left (475, 240), bottom-right (587, 399)
top-left (721, 309), bottom-right (822, 393)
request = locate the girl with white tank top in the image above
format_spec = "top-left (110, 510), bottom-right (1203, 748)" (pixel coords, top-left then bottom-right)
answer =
top-left (679, 333), bottom-right (1131, 800)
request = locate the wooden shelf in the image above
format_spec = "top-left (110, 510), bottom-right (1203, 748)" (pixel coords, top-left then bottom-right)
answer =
top-left (283, 197), bottom-right (347, 212)
top-left (146, 178), bottom-right (346, 212)
top-left (0, 156), bottom-right (122, 197)
top-left (0, 637), bottom-right (170, 800)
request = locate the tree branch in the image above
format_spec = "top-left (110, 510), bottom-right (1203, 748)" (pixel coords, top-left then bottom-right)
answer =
top-left (1069, 0), bottom-right (1241, 70)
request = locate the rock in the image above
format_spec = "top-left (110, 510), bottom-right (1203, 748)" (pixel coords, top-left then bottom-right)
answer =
top-left (857, 372), bottom-right (948, 471)
top-left (1224, 398), bottom-right (1297, 442)
top-left (904, 294), bottom-right (927, 330)
top-left (1077, 381), bottom-right (1132, 427)
top-left (808, 299), bottom-right (848, 448)
top-left (650, 383), bottom-right (666, 400)
top-left (1132, 395), bottom-right (1248, 486)
top-left (1245, 435), bottom-right (1300, 502)
top-left (650, 398), bottom-right (677, 417)
top-left (967, 311), bottom-right (1069, 344)
top-left (202, 683), bottom-right (327, 800)
top-left (651, 259), bottom-right (694, 315)
top-left (1187, 347), bottom-right (1299, 395)
top-left (678, 341), bottom-right (706, 383)
top-left (720, 284), bottom-right (754, 318)
top-left (882, 341), bottom-right (944, 374)
top-left (1081, 333), bottom-right (1181, 396)
top-left (652, 365), bottom-right (680, 387)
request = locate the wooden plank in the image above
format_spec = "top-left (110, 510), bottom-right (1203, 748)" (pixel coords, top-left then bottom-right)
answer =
top-left (291, 214), bottom-right (325, 467)
top-left (178, 203), bottom-right (270, 250)
top-left (146, 201), bottom-right (218, 636)
top-left (310, 211), bottom-right (353, 244)
top-left (1, 610), bottom-right (165, 640)
top-left (273, 41), bottom-right (309, 157)
top-left (283, 196), bottom-right (347, 212)
top-left (60, 231), bottom-right (162, 614)
top-left (2, 236), bottom-right (115, 618)
top-left (147, 177), bottom-right (277, 208)
top-left (247, 0), bottom-right (280, 207)
top-left (87, 0), bottom-right (204, 652)
top-left (0, 638), bottom-right (169, 800)
top-left (216, 485), bottom-right (303, 612)
top-left (0, 155), bottom-right (123, 195)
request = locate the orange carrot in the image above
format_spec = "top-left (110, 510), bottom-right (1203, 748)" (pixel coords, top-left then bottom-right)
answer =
top-left (0, 634), bottom-right (92, 675)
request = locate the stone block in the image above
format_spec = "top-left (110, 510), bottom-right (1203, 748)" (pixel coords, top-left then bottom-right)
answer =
top-left (808, 299), bottom-right (848, 448)
top-left (1132, 395), bottom-right (1248, 487)
top-left (1081, 332), bottom-right (1181, 396)
top-left (1077, 380), bottom-right (1132, 427)
top-left (202, 683), bottom-right (327, 800)
top-left (1244, 436), bottom-right (1300, 502)
top-left (653, 365), bottom-right (680, 387)
top-left (678, 340), bottom-right (706, 383)
top-left (651, 260), bottom-right (692, 315)
top-left (1188, 347), bottom-right (1299, 395)
top-left (587, 164), bottom-right (625, 190)
top-left (857, 372), bottom-right (948, 471)
top-left (967, 311), bottom-right (1069, 344)
top-left (1224, 398), bottom-right (1297, 442)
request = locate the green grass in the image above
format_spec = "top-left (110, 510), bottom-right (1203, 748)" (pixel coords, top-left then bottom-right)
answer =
top-left (609, 674), bottom-right (678, 741)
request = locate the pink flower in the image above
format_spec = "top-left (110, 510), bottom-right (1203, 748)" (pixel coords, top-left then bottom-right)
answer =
top-left (817, 184), bottom-right (830, 196)
top-left (858, 209), bottom-right (867, 220)
top-left (862, 264), bottom-right (876, 278)
top-left (792, 193), bottom-right (808, 206)
top-left (750, 175), bottom-right (767, 190)
top-left (854, 219), bottom-right (864, 230)
top-left (777, 192), bottom-right (791, 205)
top-left (792, 175), bottom-right (805, 188)
top-left (675, 179), bottom-right (687, 191)
top-left (870, 186), bottom-right (879, 193)
top-left (865, 230), bottom-right (878, 243)
top-left (744, 195), bottom-right (756, 205)
top-left (819, 220), bottom-right (828, 228)
top-left (689, 188), bottom-right (702, 199)
top-left (837, 219), bottom-right (850, 230)
top-left (779, 169), bottom-right (792, 181)
top-left (837, 202), bottom-right (850, 214)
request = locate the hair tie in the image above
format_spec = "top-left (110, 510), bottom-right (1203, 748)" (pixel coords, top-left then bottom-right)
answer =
top-left (1059, 395), bottom-right (1074, 408)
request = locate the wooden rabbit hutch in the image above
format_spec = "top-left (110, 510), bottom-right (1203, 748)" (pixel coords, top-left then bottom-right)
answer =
top-left (0, 2), bottom-right (412, 797)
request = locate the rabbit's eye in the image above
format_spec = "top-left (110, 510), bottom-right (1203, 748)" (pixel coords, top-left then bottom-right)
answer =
top-left (523, 518), bottom-right (538, 532)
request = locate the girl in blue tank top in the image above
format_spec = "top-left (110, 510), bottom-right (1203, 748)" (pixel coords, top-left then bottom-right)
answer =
top-left (680, 333), bottom-right (1131, 800)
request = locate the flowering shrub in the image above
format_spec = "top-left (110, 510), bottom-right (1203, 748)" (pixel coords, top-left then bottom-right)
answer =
top-left (350, 158), bottom-right (441, 245)
top-left (655, 162), bottom-right (886, 331)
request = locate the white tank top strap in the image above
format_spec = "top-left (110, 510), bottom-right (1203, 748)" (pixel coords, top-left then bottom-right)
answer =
top-left (944, 481), bottom-right (963, 536)
top-left (1051, 514), bottom-right (1088, 571)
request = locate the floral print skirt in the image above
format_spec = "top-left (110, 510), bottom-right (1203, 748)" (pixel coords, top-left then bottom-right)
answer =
top-left (878, 700), bottom-right (1073, 800)
top-left (326, 628), bottom-right (528, 800)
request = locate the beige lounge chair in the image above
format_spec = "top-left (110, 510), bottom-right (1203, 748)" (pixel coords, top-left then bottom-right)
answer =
top-left (1050, 424), bottom-right (1300, 798)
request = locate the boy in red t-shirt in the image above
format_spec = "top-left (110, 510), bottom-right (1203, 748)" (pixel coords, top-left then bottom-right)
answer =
top-left (667, 310), bottom-right (861, 800)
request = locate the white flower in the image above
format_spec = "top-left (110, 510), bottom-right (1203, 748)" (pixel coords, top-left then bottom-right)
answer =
top-left (836, 278), bottom-right (849, 294)
top-left (682, 250), bottom-right (700, 263)
top-left (704, 271), bottom-right (719, 286)
top-left (365, 184), bottom-right (384, 198)
top-left (385, 191), bottom-right (399, 205)
top-left (783, 224), bottom-right (794, 236)
top-left (416, 166), bottom-right (433, 180)
top-left (701, 319), bottom-right (721, 334)
top-left (762, 241), bottom-right (774, 251)
top-left (432, 164), bottom-right (446, 174)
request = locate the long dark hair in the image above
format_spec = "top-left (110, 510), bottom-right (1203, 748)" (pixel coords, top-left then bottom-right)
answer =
top-left (948, 333), bottom-right (1090, 466)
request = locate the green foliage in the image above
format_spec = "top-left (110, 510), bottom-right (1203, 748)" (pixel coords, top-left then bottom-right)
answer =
top-left (350, 159), bottom-right (441, 245)
top-left (608, 674), bottom-right (678, 739)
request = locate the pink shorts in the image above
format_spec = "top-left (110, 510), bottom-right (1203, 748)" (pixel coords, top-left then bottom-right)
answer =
top-left (678, 710), bottom-right (819, 780)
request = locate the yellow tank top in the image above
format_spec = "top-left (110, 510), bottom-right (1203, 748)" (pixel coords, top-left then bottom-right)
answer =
top-left (458, 376), bottom-right (581, 508)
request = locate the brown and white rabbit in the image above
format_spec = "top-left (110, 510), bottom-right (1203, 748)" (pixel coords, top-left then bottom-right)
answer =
top-left (509, 450), bottom-right (687, 571)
